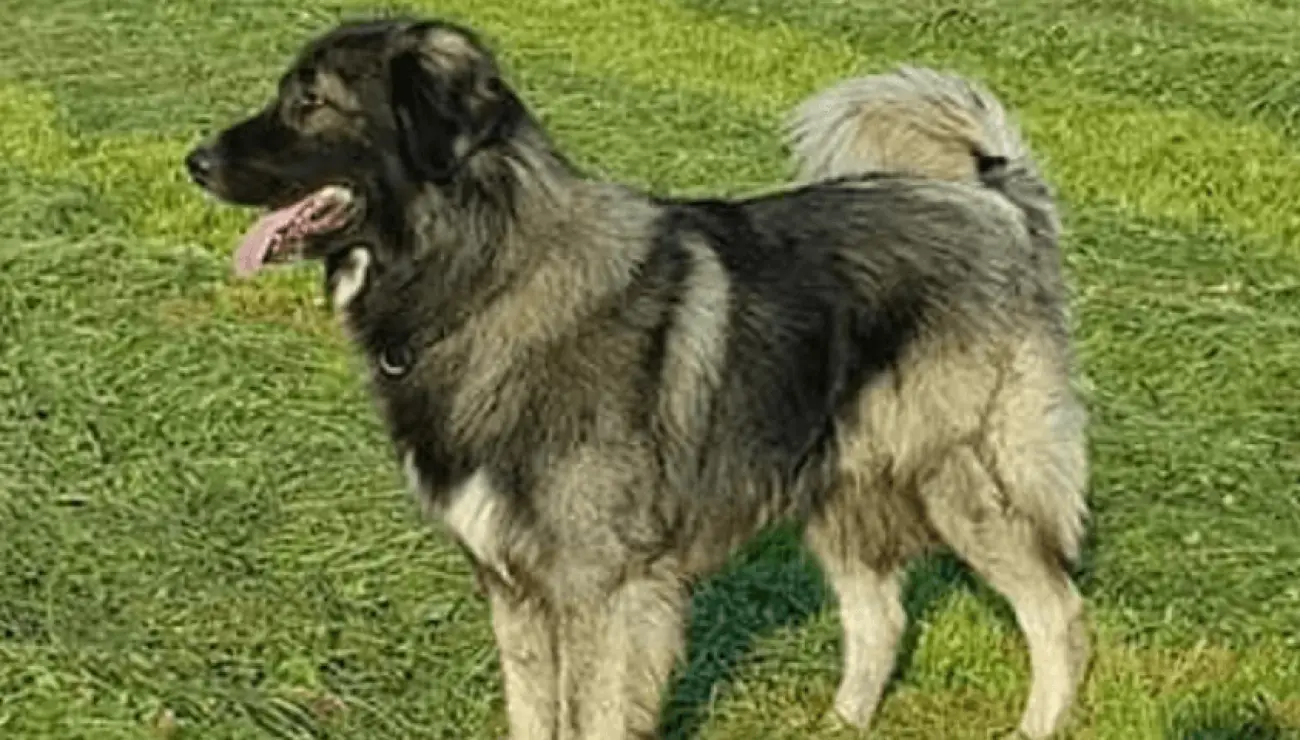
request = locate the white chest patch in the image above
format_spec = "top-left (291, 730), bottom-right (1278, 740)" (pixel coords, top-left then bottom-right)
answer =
top-left (331, 247), bottom-right (372, 311)
top-left (403, 453), bottom-right (508, 579)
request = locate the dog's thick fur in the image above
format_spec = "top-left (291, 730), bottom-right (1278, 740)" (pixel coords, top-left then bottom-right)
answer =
top-left (187, 19), bottom-right (1089, 739)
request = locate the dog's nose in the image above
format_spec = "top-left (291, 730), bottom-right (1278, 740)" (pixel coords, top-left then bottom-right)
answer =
top-left (185, 147), bottom-right (215, 184)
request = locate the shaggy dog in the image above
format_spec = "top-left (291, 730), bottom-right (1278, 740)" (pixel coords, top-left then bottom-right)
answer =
top-left (185, 18), bottom-right (1089, 739)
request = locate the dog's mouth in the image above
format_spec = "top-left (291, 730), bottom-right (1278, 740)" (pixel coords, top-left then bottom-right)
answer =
top-left (233, 186), bottom-right (359, 278)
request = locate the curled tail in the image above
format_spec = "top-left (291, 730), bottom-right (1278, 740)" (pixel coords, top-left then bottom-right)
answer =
top-left (785, 66), bottom-right (1060, 251)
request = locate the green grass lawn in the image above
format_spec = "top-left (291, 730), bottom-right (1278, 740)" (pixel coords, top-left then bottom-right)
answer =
top-left (2, 0), bottom-right (1298, 737)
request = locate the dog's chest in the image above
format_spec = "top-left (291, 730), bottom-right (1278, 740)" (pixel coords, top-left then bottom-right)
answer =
top-left (403, 451), bottom-right (510, 580)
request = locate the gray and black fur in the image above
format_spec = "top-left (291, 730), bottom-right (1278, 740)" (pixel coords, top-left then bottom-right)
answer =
top-left (186, 19), bottom-right (1089, 739)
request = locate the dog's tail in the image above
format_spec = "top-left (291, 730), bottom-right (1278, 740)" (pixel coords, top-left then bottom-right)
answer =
top-left (784, 66), bottom-right (1059, 251)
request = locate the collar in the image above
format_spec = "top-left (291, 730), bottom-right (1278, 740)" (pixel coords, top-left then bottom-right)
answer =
top-left (377, 344), bottom-right (415, 379)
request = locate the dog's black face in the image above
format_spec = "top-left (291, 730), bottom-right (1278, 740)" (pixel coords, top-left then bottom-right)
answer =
top-left (184, 18), bottom-right (523, 275)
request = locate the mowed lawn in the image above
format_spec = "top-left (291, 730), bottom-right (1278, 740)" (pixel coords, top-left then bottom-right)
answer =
top-left (2, 0), bottom-right (1299, 737)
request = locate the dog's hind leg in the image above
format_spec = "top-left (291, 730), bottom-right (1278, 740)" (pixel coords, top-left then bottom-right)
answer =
top-left (556, 572), bottom-right (686, 740)
top-left (488, 582), bottom-right (559, 740)
top-left (922, 445), bottom-right (1089, 739)
top-left (806, 509), bottom-right (909, 732)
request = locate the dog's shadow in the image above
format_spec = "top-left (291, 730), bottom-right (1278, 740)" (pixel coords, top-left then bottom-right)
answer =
top-left (1166, 700), bottom-right (1291, 740)
top-left (661, 525), bottom-right (825, 739)
top-left (662, 524), bottom-right (1099, 739)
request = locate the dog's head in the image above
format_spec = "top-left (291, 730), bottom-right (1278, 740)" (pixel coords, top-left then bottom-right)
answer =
top-left (184, 18), bottom-right (525, 277)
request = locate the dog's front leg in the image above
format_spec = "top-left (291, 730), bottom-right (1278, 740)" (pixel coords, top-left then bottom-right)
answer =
top-left (557, 573), bottom-right (687, 740)
top-left (488, 581), bottom-right (559, 740)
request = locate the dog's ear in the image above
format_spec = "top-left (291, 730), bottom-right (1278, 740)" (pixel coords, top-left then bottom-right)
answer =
top-left (387, 22), bottom-right (516, 183)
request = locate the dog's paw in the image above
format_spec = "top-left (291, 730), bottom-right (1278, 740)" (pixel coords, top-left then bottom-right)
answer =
top-left (830, 690), bottom-right (882, 731)
top-left (1016, 708), bottom-right (1069, 739)
top-left (816, 700), bottom-right (877, 736)
top-left (1009, 724), bottom-right (1062, 740)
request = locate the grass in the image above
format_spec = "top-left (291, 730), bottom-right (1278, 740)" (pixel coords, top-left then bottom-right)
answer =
top-left (1, 0), bottom-right (1298, 737)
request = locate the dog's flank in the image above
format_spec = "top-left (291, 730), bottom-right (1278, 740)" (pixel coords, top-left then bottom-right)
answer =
top-left (186, 19), bottom-right (1089, 740)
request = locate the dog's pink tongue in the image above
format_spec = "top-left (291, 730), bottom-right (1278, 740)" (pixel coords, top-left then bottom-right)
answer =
top-left (233, 206), bottom-right (299, 278)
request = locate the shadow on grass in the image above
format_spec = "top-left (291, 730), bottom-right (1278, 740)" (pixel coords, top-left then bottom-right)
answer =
top-left (1167, 698), bottom-right (1293, 740)
top-left (661, 522), bottom-right (1056, 739)
top-left (662, 525), bottom-right (825, 739)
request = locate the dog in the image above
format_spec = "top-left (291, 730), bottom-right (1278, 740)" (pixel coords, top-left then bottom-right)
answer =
top-left (185, 17), bottom-right (1089, 739)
